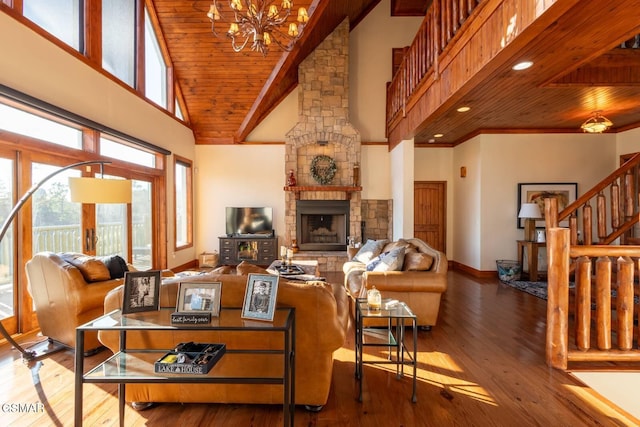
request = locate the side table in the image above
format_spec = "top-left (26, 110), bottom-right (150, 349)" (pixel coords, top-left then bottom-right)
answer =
top-left (354, 298), bottom-right (417, 403)
top-left (516, 240), bottom-right (547, 281)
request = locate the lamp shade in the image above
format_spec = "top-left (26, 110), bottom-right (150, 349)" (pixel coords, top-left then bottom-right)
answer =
top-left (69, 177), bottom-right (132, 204)
top-left (518, 203), bottom-right (542, 219)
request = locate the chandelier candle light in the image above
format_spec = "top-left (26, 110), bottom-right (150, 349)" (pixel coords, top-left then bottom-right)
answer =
top-left (207, 0), bottom-right (309, 56)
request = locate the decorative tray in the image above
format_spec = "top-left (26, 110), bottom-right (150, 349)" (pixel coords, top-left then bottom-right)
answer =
top-left (275, 264), bottom-right (305, 275)
top-left (155, 342), bottom-right (225, 374)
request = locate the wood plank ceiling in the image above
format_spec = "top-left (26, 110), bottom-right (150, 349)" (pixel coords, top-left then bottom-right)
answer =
top-left (150, 0), bottom-right (384, 144)
top-left (152, 1), bottom-right (640, 148)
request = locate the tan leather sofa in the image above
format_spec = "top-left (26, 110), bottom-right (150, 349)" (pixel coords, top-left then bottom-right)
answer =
top-left (343, 238), bottom-right (448, 328)
top-left (25, 252), bottom-right (125, 353)
top-left (99, 272), bottom-right (349, 409)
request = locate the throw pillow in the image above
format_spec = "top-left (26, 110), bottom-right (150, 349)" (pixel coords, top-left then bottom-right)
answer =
top-left (98, 255), bottom-right (129, 279)
top-left (365, 252), bottom-right (388, 271)
top-left (353, 239), bottom-right (388, 264)
top-left (61, 253), bottom-right (111, 282)
top-left (402, 252), bottom-right (434, 271)
top-left (236, 261), bottom-right (269, 276)
top-left (372, 247), bottom-right (406, 272)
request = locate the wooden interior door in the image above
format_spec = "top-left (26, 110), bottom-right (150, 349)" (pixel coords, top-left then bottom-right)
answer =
top-left (414, 181), bottom-right (446, 252)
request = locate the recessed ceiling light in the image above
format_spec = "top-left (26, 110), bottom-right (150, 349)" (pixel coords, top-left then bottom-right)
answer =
top-left (512, 61), bottom-right (533, 71)
top-left (457, 106), bottom-right (471, 112)
top-left (434, 134), bottom-right (444, 138)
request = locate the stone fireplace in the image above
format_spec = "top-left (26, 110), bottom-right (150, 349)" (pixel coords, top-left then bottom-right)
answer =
top-left (296, 200), bottom-right (350, 251)
top-left (284, 19), bottom-right (362, 251)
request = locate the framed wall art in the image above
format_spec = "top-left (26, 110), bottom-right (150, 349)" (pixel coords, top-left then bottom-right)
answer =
top-left (122, 270), bottom-right (161, 314)
top-left (175, 282), bottom-right (222, 317)
top-left (241, 273), bottom-right (279, 322)
top-left (517, 182), bottom-right (578, 229)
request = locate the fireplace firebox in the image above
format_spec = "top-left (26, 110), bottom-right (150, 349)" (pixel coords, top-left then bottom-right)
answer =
top-left (296, 200), bottom-right (349, 251)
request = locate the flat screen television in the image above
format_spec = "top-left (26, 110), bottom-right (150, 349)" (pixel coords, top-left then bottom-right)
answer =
top-left (225, 207), bottom-right (273, 236)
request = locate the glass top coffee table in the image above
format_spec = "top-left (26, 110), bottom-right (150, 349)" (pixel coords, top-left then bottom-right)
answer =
top-left (354, 298), bottom-right (417, 403)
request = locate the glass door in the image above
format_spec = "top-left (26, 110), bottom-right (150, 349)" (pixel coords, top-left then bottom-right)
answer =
top-left (31, 163), bottom-right (82, 254)
top-left (131, 179), bottom-right (152, 270)
top-left (0, 157), bottom-right (14, 329)
top-left (96, 175), bottom-right (128, 259)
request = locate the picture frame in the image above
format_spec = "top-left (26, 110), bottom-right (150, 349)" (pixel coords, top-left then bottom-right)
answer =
top-left (241, 273), bottom-right (279, 322)
top-left (122, 270), bottom-right (161, 314)
top-left (517, 182), bottom-right (578, 229)
top-left (175, 282), bottom-right (222, 317)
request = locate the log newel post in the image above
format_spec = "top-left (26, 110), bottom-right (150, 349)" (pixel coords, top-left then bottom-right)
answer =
top-left (546, 227), bottom-right (570, 370)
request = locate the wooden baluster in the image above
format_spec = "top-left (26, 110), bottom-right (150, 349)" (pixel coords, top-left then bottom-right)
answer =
top-left (452, 0), bottom-right (459, 33)
top-left (575, 256), bottom-right (592, 351)
top-left (610, 181), bottom-right (620, 229)
top-left (467, 0), bottom-right (476, 14)
top-left (595, 256), bottom-right (612, 350)
top-left (616, 256), bottom-right (634, 351)
top-left (625, 170), bottom-right (634, 218)
top-left (546, 228), bottom-right (570, 370)
top-left (582, 203), bottom-right (592, 245)
top-left (459, 0), bottom-right (466, 25)
top-left (569, 216), bottom-right (577, 245)
top-left (544, 197), bottom-right (558, 229)
top-left (597, 193), bottom-right (606, 242)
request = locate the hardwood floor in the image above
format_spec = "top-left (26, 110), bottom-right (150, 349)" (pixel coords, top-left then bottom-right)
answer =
top-left (1, 271), bottom-right (638, 426)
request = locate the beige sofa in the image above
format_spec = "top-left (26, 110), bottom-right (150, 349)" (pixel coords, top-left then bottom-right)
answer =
top-left (343, 238), bottom-right (448, 328)
top-left (99, 271), bottom-right (349, 409)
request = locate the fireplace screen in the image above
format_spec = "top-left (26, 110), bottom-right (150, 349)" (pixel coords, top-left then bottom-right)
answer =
top-left (296, 200), bottom-right (349, 251)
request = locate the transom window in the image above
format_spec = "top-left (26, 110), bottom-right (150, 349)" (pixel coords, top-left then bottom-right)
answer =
top-left (23, 0), bottom-right (82, 51)
top-left (100, 136), bottom-right (156, 168)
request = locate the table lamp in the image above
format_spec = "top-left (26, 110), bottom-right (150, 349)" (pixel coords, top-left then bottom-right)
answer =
top-left (518, 203), bottom-right (542, 242)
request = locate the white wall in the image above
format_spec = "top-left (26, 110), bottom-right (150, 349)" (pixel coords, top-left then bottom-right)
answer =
top-left (349, 0), bottom-right (423, 142)
top-left (390, 139), bottom-right (415, 240)
top-left (617, 127), bottom-right (640, 157)
top-left (449, 133), bottom-right (617, 271)
top-left (194, 145), bottom-right (286, 254)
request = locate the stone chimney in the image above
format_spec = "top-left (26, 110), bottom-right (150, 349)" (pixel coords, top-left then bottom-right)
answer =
top-left (284, 19), bottom-right (362, 250)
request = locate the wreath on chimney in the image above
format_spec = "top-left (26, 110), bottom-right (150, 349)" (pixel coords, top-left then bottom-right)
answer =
top-left (310, 155), bottom-right (337, 185)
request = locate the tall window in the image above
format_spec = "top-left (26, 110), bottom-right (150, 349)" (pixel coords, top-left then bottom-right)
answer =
top-left (0, 102), bottom-right (82, 149)
top-left (23, 0), bottom-right (82, 51)
top-left (174, 157), bottom-right (192, 249)
top-left (102, 0), bottom-right (136, 87)
top-left (145, 7), bottom-right (167, 108)
top-left (100, 136), bottom-right (156, 168)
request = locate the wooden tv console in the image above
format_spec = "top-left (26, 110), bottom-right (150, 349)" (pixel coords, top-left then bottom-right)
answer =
top-left (219, 235), bottom-right (278, 266)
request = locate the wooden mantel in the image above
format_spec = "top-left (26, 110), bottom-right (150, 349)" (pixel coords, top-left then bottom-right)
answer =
top-left (284, 186), bottom-right (362, 199)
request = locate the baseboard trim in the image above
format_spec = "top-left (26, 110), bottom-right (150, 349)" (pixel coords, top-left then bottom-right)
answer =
top-left (451, 261), bottom-right (497, 279)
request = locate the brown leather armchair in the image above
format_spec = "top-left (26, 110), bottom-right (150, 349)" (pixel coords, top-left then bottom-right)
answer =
top-left (25, 252), bottom-right (124, 354)
top-left (344, 238), bottom-right (448, 327)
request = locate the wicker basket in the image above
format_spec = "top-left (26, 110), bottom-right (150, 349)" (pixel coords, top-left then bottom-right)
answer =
top-left (496, 260), bottom-right (521, 282)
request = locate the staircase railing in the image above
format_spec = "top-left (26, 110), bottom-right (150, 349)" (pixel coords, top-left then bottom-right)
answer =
top-left (548, 152), bottom-right (640, 246)
top-left (386, 0), bottom-right (483, 131)
top-left (546, 228), bottom-right (640, 369)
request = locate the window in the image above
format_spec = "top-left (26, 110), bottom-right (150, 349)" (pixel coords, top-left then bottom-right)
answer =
top-left (174, 157), bottom-right (192, 249)
top-left (100, 136), bottom-right (156, 168)
top-left (145, 7), bottom-right (168, 108)
top-left (175, 99), bottom-right (184, 121)
top-left (0, 101), bottom-right (82, 149)
top-left (102, 0), bottom-right (136, 87)
top-left (23, 0), bottom-right (82, 51)
top-left (0, 157), bottom-right (14, 320)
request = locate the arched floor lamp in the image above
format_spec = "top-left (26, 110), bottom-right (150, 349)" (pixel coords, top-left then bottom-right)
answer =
top-left (0, 160), bottom-right (131, 361)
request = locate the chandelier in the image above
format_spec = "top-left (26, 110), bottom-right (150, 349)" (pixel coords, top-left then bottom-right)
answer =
top-left (207, 0), bottom-right (309, 56)
top-left (580, 111), bottom-right (613, 133)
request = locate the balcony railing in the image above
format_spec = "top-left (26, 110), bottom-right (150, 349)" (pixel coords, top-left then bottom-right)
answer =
top-left (386, 0), bottom-right (483, 129)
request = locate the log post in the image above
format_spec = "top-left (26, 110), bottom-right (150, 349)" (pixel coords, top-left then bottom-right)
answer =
top-left (575, 256), bottom-right (592, 351)
top-left (546, 227), bottom-right (570, 369)
top-left (595, 256), bottom-right (612, 350)
top-left (582, 203), bottom-right (592, 245)
top-left (616, 256), bottom-right (634, 351)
